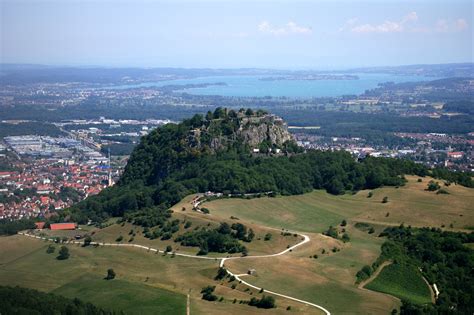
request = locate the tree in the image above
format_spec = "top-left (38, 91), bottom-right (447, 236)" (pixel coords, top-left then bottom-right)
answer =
top-left (264, 233), bottom-right (272, 241)
top-left (83, 235), bottom-right (92, 246)
top-left (165, 245), bottom-right (172, 253)
top-left (57, 246), bottom-right (69, 260)
top-left (215, 267), bottom-right (227, 280)
top-left (342, 233), bottom-right (350, 242)
top-left (427, 180), bottom-right (440, 191)
top-left (201, 286), bottom-right (218, 301)
top-left (382, 196), bottom-right (388, 203)
top-left (341, 219), bottom-right (347, 226)
top-left (105, 268), bottom-right (116, 280)
top-left (46, 245), bottom-right (55, 254)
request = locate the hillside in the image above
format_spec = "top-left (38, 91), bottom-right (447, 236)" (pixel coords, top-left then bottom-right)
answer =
top-left (66, 108), bottom-right (440, 225)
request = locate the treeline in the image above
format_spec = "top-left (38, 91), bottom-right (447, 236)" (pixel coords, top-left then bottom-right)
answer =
top-left (368, 226), bottom-right (474, 314)
top-left (0, 219), bottom-right (36, 235)
top-left (0, 286), bottom-right (116, 314)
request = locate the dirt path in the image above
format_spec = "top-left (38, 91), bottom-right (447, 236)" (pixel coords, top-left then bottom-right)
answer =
top-left (18, 231), bottom-right (330, 315)
top-left (420, 274), bottom-right (436, 303)
top-left (358, 260), bottom-right (392, 289)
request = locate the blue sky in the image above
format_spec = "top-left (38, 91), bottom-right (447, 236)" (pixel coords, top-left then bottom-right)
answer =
top-left (1, 0), bottom-right (472, 69)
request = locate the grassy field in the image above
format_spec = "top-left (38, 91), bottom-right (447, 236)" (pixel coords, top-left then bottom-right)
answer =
top-left (0, 235), bottom-right (323, 315)
top-left (204, 176), bottom-right (474, 232)
top-left (3, 176), bottom-right (471, 314)
top-left (365, 264), bottom-right (432, 305)
top-left (54, 274), bottom-right (186, 315)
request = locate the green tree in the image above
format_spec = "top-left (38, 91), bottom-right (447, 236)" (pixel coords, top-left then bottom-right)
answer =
top-left (46, 245), bottom-right (55, 254)
top-left (57, 246), bottom-right (69, 260)
top-left (83, 235), bottom-right (92, 246)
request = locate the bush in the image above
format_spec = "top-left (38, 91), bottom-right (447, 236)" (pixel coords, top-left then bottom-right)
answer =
top-left (201, 208), bottom-right (210, 214)
top-left (105, 268), bottom-right (116, 280)
top-left (165, 245), bottom-right (172, 253)
top-left (201, 286), bottom-right (218, 301)
top-left (46, 245), bottom-right (55, 254)
top-left (426, 180), bottom-right (440, 191)
top-left (382, 196), bottom-right (388, 203)
top-left (342, 233), bottom-right (350, 242)
top-left (215, 267), bottom-right (227, 280)
top-left (367, 192), bottom-right (373, 198)
top-left (264, 233), bottom-right (272, 241)
top-left (57, 246), bottom-right (69, 260)
top-left (340, 219), bottom-right (347, 226)
top-left (249, 295), bottom-right (276, 309)
top-left (115, 235), bottom-right (123, 242)
top-left (83, 235), bottom-right (92, 246)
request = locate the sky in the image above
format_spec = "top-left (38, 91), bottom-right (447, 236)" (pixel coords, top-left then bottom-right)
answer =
top-left (1, 0), bottom-right (472, 69)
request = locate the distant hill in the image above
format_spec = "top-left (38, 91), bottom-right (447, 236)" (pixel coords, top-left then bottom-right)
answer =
top-left (64, 108), bottom-right (445, 225)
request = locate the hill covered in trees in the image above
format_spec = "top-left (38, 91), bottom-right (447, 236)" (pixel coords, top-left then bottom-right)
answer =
top-left (66, 108), bottom-right (469, 226)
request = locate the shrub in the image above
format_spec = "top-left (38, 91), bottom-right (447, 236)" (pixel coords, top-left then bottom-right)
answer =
top-left (249, 295), bottom-right (276, 309)
top-left (57, 246), bottom-right (69, 260)
top-left (264, 233), bottom-right (272, 241)
top-left (427, 180), bottom-right (440, 191)
top-left (215, 267), bottom-right (227, 280)
top-left (367, 192), bottom-right (373, 198)
top-left (115, 235), bottom-right (123, 242)
top-left (342, 233), bottom-right (350, 242)
top-left (201, 286), bottom-right (218, 301)
top-left (341, 219), bottom-right (347, 226)
top-left (105, 268), bottom-right (116, 280)
top-left (201, 208), bottom-right (210, 214)
top-left (46, 245), bottom-right (55, 254)
top-left (382, 196), bottom-right (388, 203)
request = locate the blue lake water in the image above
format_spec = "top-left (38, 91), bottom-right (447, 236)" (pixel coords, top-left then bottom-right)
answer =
top-left (111, 73), bottom-right (433, 98)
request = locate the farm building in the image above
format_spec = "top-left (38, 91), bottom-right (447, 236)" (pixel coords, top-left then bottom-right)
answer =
top-left (50, 223), bottom-right (77, 230)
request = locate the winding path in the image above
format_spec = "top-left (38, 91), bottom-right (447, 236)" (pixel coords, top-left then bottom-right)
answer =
top-left (18, 231), bottom-right (330, 315)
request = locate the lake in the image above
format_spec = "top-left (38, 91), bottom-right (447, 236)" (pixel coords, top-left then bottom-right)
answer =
top-left (110, 73), bottom-right (433, 98)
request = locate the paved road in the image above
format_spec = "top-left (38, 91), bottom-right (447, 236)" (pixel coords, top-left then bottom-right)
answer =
top-left (18, 231), bottom-right (331, 315)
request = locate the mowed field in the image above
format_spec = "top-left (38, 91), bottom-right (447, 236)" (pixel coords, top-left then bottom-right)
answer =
top-left (365, 264), bottom-right (433, 305)
top-left (0, 235), bottom-right (324, 315)
top-left (205, 176), bottom-right (474, 233)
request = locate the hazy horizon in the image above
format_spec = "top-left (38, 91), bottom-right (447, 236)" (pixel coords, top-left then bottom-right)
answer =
top-left (1, 0), bottom-right (472, 69)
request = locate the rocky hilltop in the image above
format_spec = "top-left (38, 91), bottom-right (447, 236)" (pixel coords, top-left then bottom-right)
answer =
top-left (186, 108), bottom-right (294, 152)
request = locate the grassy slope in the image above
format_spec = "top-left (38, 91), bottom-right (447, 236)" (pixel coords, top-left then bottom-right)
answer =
top-left (53, 275), bottom-right (186, 315)
top-left (205, 176), bottom-right (474, 232)
top-left (0, 235), bottom-right (323, 315)
top-left (205, 177), bottom-right (473, 314)
top-left (365, 264), bottom-right (432, 305)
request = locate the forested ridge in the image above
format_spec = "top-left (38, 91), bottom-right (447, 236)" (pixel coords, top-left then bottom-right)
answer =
top-left (65, 109), bottom-right (471, 225)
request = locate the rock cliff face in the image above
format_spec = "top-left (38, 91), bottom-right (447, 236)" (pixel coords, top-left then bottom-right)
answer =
top-left (188, 113), bottom-right (294, 151)
top-left (237, 115), bottom-right (293, 148)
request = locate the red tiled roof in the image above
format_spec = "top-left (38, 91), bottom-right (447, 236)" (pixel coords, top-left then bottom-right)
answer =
top-left (35, 222), bottom-right (46, 229)
top-left (50, 223), bottom-right (76, 230)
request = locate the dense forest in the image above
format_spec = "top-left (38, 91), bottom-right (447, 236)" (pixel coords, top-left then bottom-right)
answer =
top-left (61, 108), bottom-right (472, 228)
top-left (0, 286), bottom-right (115, 314)
top-left (358, 226), bottom-right (474, 314)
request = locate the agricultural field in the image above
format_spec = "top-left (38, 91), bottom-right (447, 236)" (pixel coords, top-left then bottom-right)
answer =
top-left (0, 235), bottom-right (323, 315)
top-left (365, 264), bottom-right (433, 305)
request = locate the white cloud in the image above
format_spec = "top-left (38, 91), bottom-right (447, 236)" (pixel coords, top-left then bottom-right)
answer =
top-left (258, 21), bottom-right (312, 36)
top-left (347, 12), bottom-right (418, 34)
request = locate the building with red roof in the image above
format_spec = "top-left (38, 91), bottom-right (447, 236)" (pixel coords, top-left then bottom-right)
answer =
top-left (35, 222), bottom-right (46, 229)
top-left (50, 223), bottom-right (76, 230)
